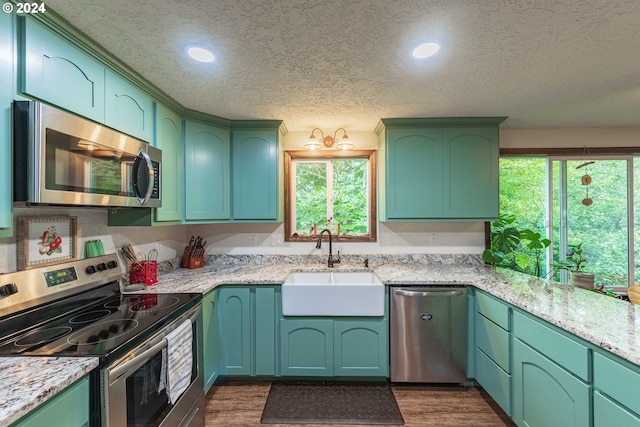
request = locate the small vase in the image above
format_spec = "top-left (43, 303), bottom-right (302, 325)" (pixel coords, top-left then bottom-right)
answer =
top-left (570, 272), bottom-right (595, 289)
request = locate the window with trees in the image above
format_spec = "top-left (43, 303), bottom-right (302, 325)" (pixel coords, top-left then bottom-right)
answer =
top-left (284, 150), bottom-right (377, 242)
top-left (498, 154), bottom-right (638, 290)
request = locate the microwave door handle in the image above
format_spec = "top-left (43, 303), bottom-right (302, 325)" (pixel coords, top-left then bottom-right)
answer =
top-left (132, 149), bottom-right (154, 205)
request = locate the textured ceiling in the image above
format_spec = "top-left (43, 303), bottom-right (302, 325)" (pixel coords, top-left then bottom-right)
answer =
top-left (44, 0), bottom-right (640, 131)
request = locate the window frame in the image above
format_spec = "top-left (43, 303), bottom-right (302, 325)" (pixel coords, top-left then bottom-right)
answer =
top-left (284, 149), bottom-right (377, 242)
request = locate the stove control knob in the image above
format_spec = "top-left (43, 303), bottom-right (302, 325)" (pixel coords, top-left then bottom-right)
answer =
top-left (97, 263), bottom-right (107, 272)
top-left (0, 283), bottom-right (18, 297)
top-left (85, 265), bottom-right (97, 275)
top-left (107, 260), bottom-right (118, 269)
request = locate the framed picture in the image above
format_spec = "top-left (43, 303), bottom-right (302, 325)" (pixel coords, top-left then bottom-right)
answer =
top-left (16, 216), bottom-right (77, 270)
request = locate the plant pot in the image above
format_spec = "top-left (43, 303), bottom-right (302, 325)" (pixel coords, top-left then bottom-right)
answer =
top-left (570, 272), bottom-right (595, 289)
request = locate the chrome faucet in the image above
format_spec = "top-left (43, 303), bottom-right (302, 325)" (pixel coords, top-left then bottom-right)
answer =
top-left (316, 228), bottom-right (340, 267)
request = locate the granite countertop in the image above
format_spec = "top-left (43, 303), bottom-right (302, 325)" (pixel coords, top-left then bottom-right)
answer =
top-left (4, 254), bottom-right (639, 426)
top-left (137, 255), bottom-right (640, 366)
top-left (0, 357), bottom-right (98, 426)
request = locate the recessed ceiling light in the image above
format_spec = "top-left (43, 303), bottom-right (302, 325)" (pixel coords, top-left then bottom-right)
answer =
top-left (412, 42), bottom-right (440, 59)
top-left (187, 46), bottom-right (215, 63)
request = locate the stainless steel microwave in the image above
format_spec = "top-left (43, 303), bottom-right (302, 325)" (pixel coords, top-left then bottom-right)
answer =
top-left (13, 101), bottom-right (161, 208)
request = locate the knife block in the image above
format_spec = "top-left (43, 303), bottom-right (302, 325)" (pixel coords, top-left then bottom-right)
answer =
top-left (181, 249), bottom-right (204, 269)
top-left (187, 257), bottom-right (204, 269)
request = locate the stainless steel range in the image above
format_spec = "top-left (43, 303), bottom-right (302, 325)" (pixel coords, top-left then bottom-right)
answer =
top-left (0, 254), bottom-right (204, 427)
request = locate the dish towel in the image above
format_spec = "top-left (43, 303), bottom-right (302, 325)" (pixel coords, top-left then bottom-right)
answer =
top-left (162, 319), bottom-right (193, 404)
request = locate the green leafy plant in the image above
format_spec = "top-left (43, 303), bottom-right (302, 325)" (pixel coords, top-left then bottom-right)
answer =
top-left (483, 214), bottom-right (550, 277)
top-left (554, 243), bottom-right (587, 273)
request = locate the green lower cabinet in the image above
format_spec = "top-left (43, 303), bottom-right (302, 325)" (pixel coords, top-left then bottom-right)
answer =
top-left (12, 376), bottom-right (89, 427)
top-left (216, 286), bottom-right (279, 377)
top-left (593, 351), bottom-right (640, 427)
top-left (512, 339), bottom-right (590, 427)
top-left (217, 287), bottom-right (251, 375)
top-left (280, 316), bottom-right (389, 377)
top-left (280, 318), bottom-right (334, 376)
top-left (203, 289), bottom-right (218, 393)
top-left (475, 347), bottom-right (511, 417)
top-left (333, 318), bottom-right (388, 377)
top-left (594, 392), bottom-right (640, 427)
top-left (254, 286), bottom-right (278, 376)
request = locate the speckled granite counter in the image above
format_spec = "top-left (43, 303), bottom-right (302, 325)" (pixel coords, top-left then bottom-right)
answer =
top-left (5, 254), bottom-right (638, 426)
top-left (136, 254), bottom-right (640, 366)
top-left (0, 356), bottom-right (98, 426)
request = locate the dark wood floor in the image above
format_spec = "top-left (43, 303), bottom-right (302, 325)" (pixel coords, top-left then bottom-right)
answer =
top-left (205, 381), bottom-right (516, 427)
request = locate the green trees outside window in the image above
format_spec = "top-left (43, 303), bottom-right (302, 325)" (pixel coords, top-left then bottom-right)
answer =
top-left (495, 156), bottom-right (636, 289)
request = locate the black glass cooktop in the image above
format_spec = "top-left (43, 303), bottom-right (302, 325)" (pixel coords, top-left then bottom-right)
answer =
top-left (0, 282), bottom-right (200, 362)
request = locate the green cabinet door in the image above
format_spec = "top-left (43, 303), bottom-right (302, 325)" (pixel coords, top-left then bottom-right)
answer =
top-left (184, 119), bottom-right (231, 221)
top-left (378, 118), bottom-right (504, 221)
top-left (443, 127), bottom-right (498, 218)
top-left (512, 339), bottom-right (590, 427)
top-left (254, 286), bottom-right (278, 376)
top-left (231, 128), bottom-right (279, 220)
top-left (19, 16), bottom-right (105, 123)
top-left (333, 318), bottom-right (388, 377)
top-left (217, 287), bottom-right (251, 375)
top-left (203, 289), bottom-right (218, 393)
top-left (593, 351), bottom-right (640, 427)
top-left (155, 103), bottom-right (183, 222)
top-left (104, 68), bottom-right (154, 142)
top-left (0, 12), bottom-right (13, 237)
top-left (385, 128), bottom-right (443, 219)
top-left (594, 392), bottom-right (640, 427)
top-left (12, 376), bottom-right (89, 427)
top-left (280, 318), bottom-right (333, 376)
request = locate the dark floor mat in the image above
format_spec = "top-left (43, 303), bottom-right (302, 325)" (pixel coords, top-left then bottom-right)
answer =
top-left (260, 380), bottom-right (404, 425)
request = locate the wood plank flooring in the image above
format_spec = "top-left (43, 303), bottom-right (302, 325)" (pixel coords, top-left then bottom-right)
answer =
top-left (205, 381), bottom-right (516, 426)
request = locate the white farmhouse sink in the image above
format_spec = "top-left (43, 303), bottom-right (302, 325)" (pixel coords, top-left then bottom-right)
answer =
top-left (282, 271), bottom-right (384, 316)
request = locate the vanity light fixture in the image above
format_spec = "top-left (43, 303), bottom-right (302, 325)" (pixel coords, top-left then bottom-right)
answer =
top-left (304, 128), bottom-right (354, 150)
top-left (186, 46), bottom-right (215, 63)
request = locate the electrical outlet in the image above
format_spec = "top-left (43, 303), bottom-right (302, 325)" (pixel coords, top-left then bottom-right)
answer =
top-left (271, 235), bottom-right (283, 246)
top-left (429, 234), bottom-right (438, 245)
top-left (249, 235), bottom-right (258, 247)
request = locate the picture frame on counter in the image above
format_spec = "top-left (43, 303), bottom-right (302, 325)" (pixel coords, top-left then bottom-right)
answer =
top-left (16, 216), bottom-right (78, 270)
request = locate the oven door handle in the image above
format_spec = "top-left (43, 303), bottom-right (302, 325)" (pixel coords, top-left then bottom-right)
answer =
top-left (107, 305), bottom-right (200, 383)
top-left (109, 338), bottom-right (168, 383)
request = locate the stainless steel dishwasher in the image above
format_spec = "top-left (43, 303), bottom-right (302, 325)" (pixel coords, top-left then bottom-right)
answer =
top-left (390, 285), bottom-right (467, 383)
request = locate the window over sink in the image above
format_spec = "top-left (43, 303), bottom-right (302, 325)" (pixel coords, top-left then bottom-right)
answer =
top-left (284, 150), bottom-right (377, 242)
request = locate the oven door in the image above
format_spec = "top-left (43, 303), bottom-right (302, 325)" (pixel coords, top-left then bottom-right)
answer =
top-left (103, 304), bottom-right (204, 427)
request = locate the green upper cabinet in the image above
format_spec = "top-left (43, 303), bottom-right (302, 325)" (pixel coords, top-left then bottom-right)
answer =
top-left (384, 127), bottom-right (443, 218)
top-left (19, 16), bottom-right (105, 123)
top-left (231, 123), bottom-right (282, 221)
top-left (0, 12), bottom-right (13, 237)
top-left (104, 69), bottom-right (154, 142)
top-left (155, 103), bottom-right (183, 222)
top-left (443, 127), bottom-right (499, 218)
top-left (184, 118), bottom-right (231, 222)
top-left (377, 117), bottom-right (506, 221)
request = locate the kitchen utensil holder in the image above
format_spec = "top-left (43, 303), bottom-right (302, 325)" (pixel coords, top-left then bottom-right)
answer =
top-left (186, 256), bottom-right (204, 269)
top-left (130, 260), bottom-right (158, 286)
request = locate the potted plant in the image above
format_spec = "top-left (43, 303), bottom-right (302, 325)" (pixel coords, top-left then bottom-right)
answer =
top-left (555, 243), bottom-right (595, 289)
